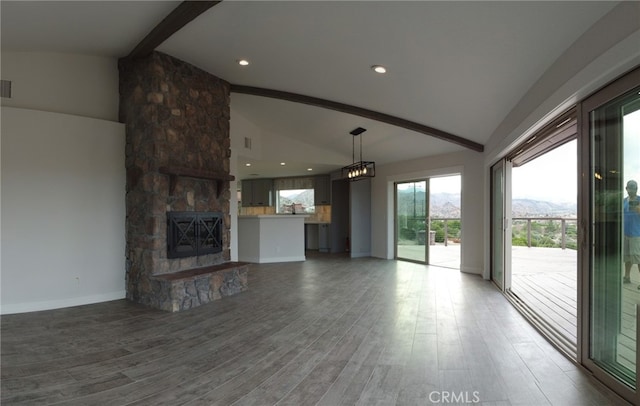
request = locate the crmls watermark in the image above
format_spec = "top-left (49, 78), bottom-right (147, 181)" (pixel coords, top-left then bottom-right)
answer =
top-left (428, 391), bottom-right (480, 404)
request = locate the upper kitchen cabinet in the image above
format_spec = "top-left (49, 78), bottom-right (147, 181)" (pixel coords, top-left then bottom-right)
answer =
top-left (241, 178), bottom-right (273, 207)
top-left (314, 175), bottom-right (331, 205)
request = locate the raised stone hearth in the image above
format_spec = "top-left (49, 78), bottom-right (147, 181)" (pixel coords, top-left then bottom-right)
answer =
top-left (119, 51), bottom-right (240, 311)
top-left (150, 262), bottom-right (249, 312)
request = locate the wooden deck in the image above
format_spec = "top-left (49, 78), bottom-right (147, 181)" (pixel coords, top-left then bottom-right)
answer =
top-left (510, 247), bottom-right (578, 356)
top-left (510, 246), bottom-right (638, 370)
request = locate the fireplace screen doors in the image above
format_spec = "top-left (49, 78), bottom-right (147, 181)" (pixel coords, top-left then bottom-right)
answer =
top-left (167, 212), bottom-right (223, 259)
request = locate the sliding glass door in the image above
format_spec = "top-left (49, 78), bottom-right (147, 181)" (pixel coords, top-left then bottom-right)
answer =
top-left (581, 67), bottom-right (639, 402)
top-left (491, 160), bottom-right (511, 290)
top-left (396, 180), bottom-right (427, 263)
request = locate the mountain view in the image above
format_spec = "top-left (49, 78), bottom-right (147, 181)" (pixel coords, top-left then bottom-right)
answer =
top-left (278, 188), bottom-right (577, 218)
top-left (278, 189), bottom-right (315, 213)
top-left (397, 190), bottom-right (461, 218)
top-left (397, 190), bottom-right (576, 218)
top-left (511, 199), bottom-right (576, 218)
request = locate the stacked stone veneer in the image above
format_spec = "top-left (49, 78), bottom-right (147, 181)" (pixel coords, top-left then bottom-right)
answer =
top-left (150, 262), bottom-right (249, 312)
top-left (119, 51), bottom-right (239, 311)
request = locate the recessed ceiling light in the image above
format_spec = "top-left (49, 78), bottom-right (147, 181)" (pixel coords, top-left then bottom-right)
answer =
top-left (307, 168), bottom-right (313, 171)
top-left (245, 163), bottom-right (251, 167)
top-left (280, 162), bottom-right (286, 166)
top-left (371, 65), bottom-right (387, 74)
top-left (238, 59), bottom-right (249, 66)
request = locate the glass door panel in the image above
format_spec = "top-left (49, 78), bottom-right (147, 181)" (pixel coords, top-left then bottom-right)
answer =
top-left (491, 161), bottom-right (506, 289)
top-left (585, 73), bottom-right (639, 396)
top-left (396, 181), bottom-right (427, 263)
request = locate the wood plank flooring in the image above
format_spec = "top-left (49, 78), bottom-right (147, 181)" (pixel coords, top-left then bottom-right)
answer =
top-left (1, 253), bottom-right (623, 405)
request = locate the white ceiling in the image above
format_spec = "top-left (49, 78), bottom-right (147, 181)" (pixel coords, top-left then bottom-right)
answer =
top-left (1, 1), bottom-right (618, 179)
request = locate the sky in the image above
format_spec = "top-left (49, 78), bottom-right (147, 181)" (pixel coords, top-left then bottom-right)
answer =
top-left (624, 108), bottom-right (640, 185)
top-left (512, 108), bottom-right (640, 204)
top-left (511, 139), bottom-right (577, 203)
top-left (430, 175), bottom-right (461, 194)
top-left (395, 175), bottom-right (461, 194)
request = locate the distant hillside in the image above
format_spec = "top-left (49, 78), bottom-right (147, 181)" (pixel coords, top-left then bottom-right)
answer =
top-left (279, 189), bottom-right (315, 212)
top-left (430, 193), bottom-right (461, 218)
top-left (397, 190), bottom-right (576, 218)
top-left (397, 190), bottom-right (460, 218)
top-left (512, 199), bottom-right (576, 217)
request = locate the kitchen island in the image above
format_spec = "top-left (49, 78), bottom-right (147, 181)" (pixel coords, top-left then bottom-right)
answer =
top-left (238, 214), bottom-right (309, 263)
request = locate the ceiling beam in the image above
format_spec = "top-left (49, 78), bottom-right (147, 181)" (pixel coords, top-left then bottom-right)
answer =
top-left (230, 85), bottom-right (484, 152)
top-left (125, 1), bottom-right (220, 60)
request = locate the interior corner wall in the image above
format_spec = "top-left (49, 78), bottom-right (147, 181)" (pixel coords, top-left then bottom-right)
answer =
top-left (1, 107), bottom-right (126, 314)
top-left (230, 108), bottom-right (266, 260)
top-left (371, 150), bottom-right (484, 275)
top-left (0, 51), bottom-right (125, 314)
top-left (0, 51), bottom-right (120, 122)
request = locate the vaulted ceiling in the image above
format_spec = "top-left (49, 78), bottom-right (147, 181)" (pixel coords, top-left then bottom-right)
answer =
top-left (1, 1), bottom-right (619, 179)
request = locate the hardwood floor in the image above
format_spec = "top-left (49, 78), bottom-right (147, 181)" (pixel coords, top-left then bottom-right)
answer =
top-left (1, 254), bottom-right (623, 405)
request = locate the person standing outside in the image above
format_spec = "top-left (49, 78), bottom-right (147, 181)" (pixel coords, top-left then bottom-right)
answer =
top-left (623, 180), bottom-right (640, 285)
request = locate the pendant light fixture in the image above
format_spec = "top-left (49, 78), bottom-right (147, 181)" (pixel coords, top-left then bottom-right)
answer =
top-left (341, 127), bottom-right (375, 181)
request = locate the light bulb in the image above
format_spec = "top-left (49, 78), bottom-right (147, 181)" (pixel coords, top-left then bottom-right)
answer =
top-left (363, 167), bottom-right (367, 175)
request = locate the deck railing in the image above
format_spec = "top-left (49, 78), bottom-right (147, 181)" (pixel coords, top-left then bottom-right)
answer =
top-left (429, 217), bottom-right (461, 247)
top-left (423, 217), bottom-right (577, 250)
top-left (512, 217), bottom-right (577, 250)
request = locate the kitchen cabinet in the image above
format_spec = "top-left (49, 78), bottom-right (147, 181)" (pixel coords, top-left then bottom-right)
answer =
top-left (241, 179), bottom-right (273, 207)
top-left (305, 223), bottom-right (331, 252)
top-left (318, 223), bottom-right (330, 252)
top-left (314, 175), bottom-right (331, 205)
top-left (238, 215), bottom-right (308, 262)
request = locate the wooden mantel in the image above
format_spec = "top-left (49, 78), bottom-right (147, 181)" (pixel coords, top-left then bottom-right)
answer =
top-left (159, 166), bottom-right (235, 197)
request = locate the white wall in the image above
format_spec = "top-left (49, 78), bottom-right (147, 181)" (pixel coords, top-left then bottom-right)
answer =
top-left (230, 110), bottom-right (264, 261)
top-left (0, 52), bottom-right (125, 313)
top-left (1, 107), bottom-right (126, 314)
top-left (371, 151), bottom-right (484, 275)
top-left (261, 129), bottom-right (349, 167)
top-left (1, 52), bottom-right (120, 121)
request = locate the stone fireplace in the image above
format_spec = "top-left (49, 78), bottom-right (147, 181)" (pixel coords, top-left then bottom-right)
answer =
top-left (119, 52), bottom-right (246, 311)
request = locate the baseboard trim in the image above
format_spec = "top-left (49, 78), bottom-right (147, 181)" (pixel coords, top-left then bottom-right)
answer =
top-left (1, 291), bottom-right (126, 315)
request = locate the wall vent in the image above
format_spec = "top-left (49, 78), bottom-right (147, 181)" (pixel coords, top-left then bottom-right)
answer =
top-left (244, 137), bottom-right (252, 150)
top-left (1, 80), bottom-right (12, 98)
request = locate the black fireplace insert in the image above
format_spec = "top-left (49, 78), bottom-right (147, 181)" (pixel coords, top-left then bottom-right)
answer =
top-left (167, 212), bottom-right (223, 259)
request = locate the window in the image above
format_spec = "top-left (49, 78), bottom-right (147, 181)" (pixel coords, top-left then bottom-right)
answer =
top-left (273, 177), bottom-right (317, 214)
top-left (276, 188), bottom-right (315, 214)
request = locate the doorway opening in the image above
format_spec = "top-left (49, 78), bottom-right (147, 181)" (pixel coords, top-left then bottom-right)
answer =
top-left (510, 140), bottom-right (578, 353)
top-left (395, 175), bottom-right (461, 268)
top-left (492, 108), bottom-right (578, 357)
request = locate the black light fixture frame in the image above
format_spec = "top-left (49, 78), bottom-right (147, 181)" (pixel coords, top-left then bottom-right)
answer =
top-left (341, 127), bottom-right (375, 181)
